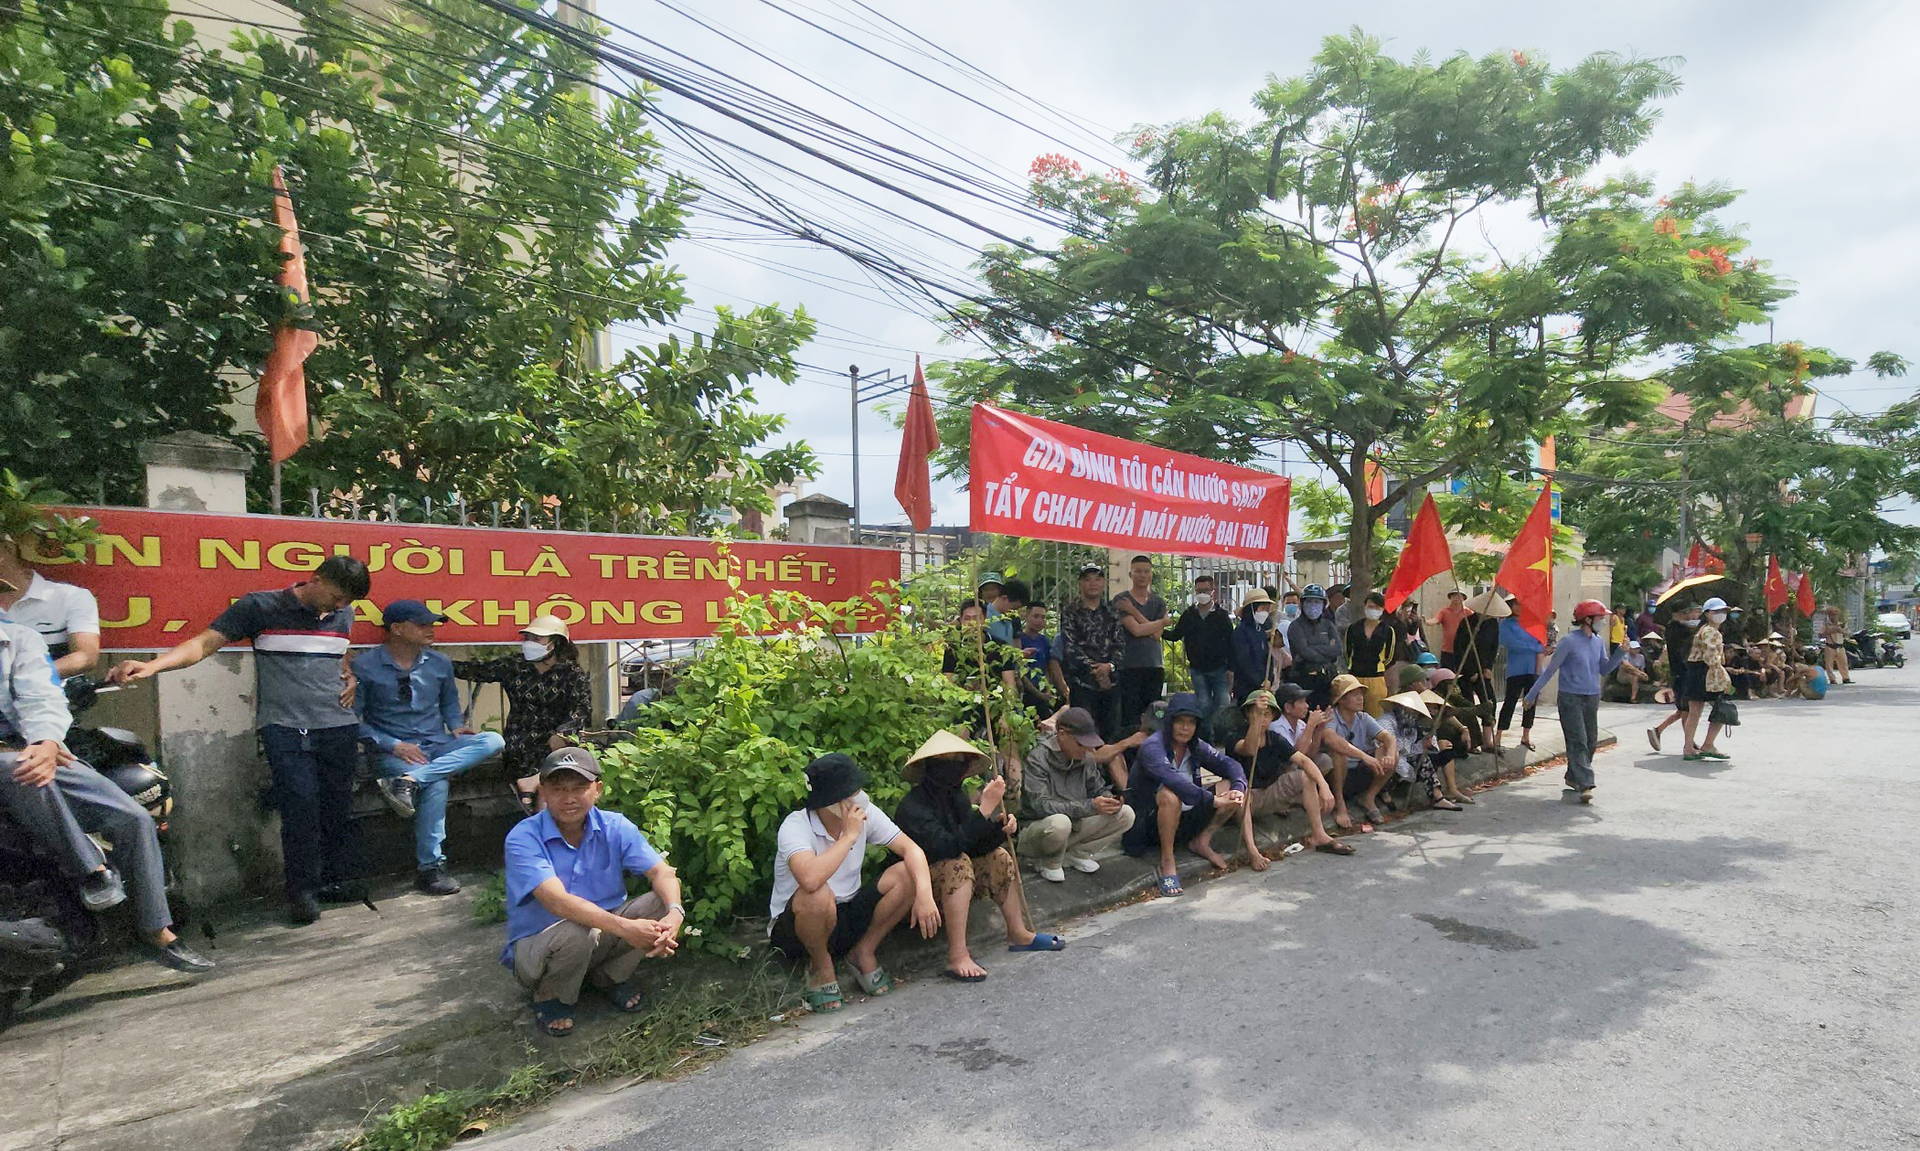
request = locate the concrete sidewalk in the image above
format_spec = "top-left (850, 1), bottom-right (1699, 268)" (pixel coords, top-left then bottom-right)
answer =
top-left (0, 726), bottom-right (1610, 1151)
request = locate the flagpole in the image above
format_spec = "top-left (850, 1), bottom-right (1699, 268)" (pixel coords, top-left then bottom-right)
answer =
top-left (271, 458), bottom-right (282, 515)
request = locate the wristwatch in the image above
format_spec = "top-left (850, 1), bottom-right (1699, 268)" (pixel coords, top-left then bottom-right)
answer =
top-left (667, 903), bottom-right (685, 918)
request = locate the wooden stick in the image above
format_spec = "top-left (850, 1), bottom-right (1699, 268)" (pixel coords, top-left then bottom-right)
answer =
top-left (972, 555), bottom-right (1032, 932)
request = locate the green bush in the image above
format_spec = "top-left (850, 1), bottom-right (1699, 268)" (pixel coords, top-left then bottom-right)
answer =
top-left (597, 586), bottom-right (1032, 952)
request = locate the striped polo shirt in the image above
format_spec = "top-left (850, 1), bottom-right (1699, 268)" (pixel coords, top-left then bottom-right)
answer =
top-left (211, 587), bottom-right (357, 731)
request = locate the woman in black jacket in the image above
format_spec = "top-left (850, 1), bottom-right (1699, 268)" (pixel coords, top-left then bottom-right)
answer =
top-left (893, 731), bottom-right (1063, 982)
top-left (451, 615), bottom-right (592, 814)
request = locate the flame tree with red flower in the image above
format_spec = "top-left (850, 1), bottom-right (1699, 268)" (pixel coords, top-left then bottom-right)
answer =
top-left (925, 31), bottom-right (1835, 596)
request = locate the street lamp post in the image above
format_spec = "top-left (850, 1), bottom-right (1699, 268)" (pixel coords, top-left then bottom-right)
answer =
top-left (846, 363), bottom-right (912, 532)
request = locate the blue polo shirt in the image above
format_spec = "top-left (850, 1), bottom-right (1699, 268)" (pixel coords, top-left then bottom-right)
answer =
top-left (501, 806), bottom-right (664, 964)
top-left (352, 645), bottom-right (461, 751)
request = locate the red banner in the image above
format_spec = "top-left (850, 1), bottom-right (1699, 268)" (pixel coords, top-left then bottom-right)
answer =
top-left (29, 508), bottom-right (901, 650)
top-left (967, 404), bottom-right (1290, 561)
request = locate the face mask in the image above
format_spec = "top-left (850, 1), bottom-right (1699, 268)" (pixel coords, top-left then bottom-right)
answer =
top-left (1364, 607), bottom-right (1384, 621)
top-left (1193, 592), bottom-right (1213, 607)
top-left (1305, 602), bottom-right (1323, 620)
top-left (1283, 604), bottom-right (1300, 620)
top-left (1708, 611), bottom-right (1727, 625)
top-left (1682, 617), bottom-right (1701, 627)
top-left (1252, 610), bottom-right (1270, 627)
top-left (925, 760), bottom-right (972, 790)
top-left (521, 639), bottom-right (552, 662)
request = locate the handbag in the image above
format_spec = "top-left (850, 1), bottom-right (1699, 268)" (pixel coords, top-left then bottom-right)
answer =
top-left (1709, 698), bottom-right (1740, 728)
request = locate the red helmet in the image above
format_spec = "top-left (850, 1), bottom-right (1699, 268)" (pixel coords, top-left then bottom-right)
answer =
top-left (1574, 599), bottom-right (1609, 623)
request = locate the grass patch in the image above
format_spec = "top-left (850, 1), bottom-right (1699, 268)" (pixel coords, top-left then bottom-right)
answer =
top-left (340, 957), bottom-right (796, 1151)
top-left (470, 872), bottom-right (506, 926)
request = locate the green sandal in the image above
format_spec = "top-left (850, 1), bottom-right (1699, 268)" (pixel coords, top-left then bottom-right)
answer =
top-left (801, 981), bottom-right (844, 1013)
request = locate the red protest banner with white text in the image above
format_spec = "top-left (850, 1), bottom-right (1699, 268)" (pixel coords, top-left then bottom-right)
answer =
top-left (968, 404), bottom-right (1289, 561)
top-left (32, 508), bottom-right (901, 650)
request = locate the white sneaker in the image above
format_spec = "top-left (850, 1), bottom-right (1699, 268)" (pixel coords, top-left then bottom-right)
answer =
top-left (1067, 856), bottom-right (1101, 874)
top-left (1036, 866), bottom-right (1067, 883)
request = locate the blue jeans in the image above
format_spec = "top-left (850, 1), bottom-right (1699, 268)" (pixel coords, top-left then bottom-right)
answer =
top-left (1191, 668), bottom-right (1229, 721)
top-left (379, 732), bottom-right (504, 871)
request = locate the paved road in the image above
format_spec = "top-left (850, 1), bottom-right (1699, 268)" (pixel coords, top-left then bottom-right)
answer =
top-left (483, 668), bottom-right (1920, 1151)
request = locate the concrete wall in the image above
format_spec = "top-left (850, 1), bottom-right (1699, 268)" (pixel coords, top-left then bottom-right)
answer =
top-left (134, 434), bottom-right (286, 907)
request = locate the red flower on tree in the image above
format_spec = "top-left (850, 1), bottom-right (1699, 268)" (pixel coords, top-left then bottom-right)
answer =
top-left (1687, 246), bottom-right (1733, 276)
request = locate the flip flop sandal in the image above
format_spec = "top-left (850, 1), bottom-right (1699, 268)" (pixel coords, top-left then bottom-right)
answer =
top-left (842, 962), bottom-right (894, 996)
top-left (941, 968), bottom-right (989, 983)
top-left (1700, 750), bottom-right (1730, 760)
top-left (1157, 874), bottom-right (1183, 896)
top-left (598, 980), bottom-right (647, 1013)
top-left (1446, 793), bottom-right (1477, 805)
top-left (1357, 822), bottom-right (1376, 834)
top-left (1314, 840), bottom-right (1357, 855)
top-left (1009, 932), bottom-right (1065, 952)
top-left (1682, 753), bottom-right (1703, 762)
top-left (531, 999), bottom-right (575, 1037)
top-left (1361, 807), bottom-right (1385, 824)
top-left (1430, 798), bottom-right (1463, 811)
top-left (801, 982), bottom-right (845, 1012)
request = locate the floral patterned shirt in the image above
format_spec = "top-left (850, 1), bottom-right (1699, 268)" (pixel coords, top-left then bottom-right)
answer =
top-left (450, 656), bottom-right (592, 778)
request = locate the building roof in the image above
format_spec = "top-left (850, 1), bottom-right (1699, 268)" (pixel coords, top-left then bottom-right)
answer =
top-left (1647, 388), bottom-right (1817, 430)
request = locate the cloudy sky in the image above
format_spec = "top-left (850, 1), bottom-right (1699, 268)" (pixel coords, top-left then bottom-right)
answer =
top-left (597, 0), bottom-right (1920, 529)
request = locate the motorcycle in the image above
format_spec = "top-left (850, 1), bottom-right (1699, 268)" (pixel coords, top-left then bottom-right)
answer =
top-left (0, 675), bottom-right (177, 1032)
top-left (1846, 629), bottom-right (1894, 670)
top-left (1854, 628), bottom-right (1906, 669)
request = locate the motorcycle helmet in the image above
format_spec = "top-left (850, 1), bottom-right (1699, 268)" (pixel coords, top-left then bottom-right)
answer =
top-left (98, 762), bottom-right (172, 825)
top-left (1301, 583), bottom-right (1327, 602)
top-left (1573, 599), bottom-right (1609, 623)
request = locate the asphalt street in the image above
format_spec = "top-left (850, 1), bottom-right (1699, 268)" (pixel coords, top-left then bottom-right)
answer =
top-left (482, 666), bottom-right (1920, 1151)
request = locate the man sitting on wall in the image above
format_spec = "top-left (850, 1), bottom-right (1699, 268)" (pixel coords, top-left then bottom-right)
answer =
top-left (501, 746), bottom-right (683, 1037)
top-left (354, 600), bottom-right (505, 896)
top-left (1120, 692), bottom-right (1247, 895)
top-left (1319, 673), bottom-right (1399, 831)
top-left (1019, 706), bottom-right (1138, 882)
top-left (1233, 688), bottom-right (1353, 863)
top-left (768, 754), bottom-right (941, 1013)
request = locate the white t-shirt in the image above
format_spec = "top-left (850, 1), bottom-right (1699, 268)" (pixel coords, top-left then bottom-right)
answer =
top-left (768, 795), bottom-right (901, 922)
top-left (1270, 715), bottom-right (1309, 746)
top-left (3, 573), bottom-right (101, 651)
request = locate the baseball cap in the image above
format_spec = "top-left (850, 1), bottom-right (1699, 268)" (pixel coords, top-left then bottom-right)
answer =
top-left (1077, 562), bottom-right (1105, 578)
top-left (1054, 707), bottom-right (1104, 747)
top-left (539, 745), bottom-right (601, 781)
top-left (1275, 682), bottom-right (1309, 706)
top-left (381, 599), bottom-right (448, 626)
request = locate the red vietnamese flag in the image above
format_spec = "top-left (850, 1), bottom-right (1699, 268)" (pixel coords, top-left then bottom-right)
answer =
top-left (256, 166), bottom-right (318, 463)
top-left (1494, 484), bottom-right (1555, 643)
top-left (1363, 459), bottom-right (1386, 507)
top-left (893, 355), bottom-right (939, 531)
top-left (1764, 555), bottom-right (1790, 613)
top-left (1795, 570), bottom-right (1817, 617)
top-left (1383, 494), bottom-right (1451, 612)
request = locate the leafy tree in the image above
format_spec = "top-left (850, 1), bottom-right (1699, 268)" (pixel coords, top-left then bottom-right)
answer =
top-left (1562, 346), bottom-right (1920, 607)
top-left (932, 32), bottom-right (1789, 594)
top-left (599, 585), bottom-right (1031, 950)
top-left (0, 0), bottom-right (288, 504)
top-left (1, 0), bottom-right (815, 529)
